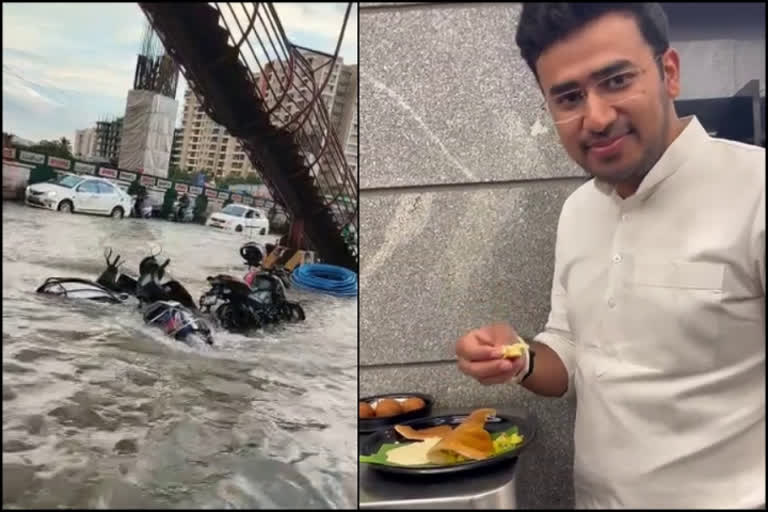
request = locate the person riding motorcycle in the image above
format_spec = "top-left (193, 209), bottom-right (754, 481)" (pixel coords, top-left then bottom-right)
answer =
top-left (133, 185), bottom-right (151, 218)
top-left (173, 193), bottom-right (191, 222)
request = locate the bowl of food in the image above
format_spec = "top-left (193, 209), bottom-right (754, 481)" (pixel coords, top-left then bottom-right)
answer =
top-left (359, 393), bottom-right (434, 433)
top-left (359, 408), bottom-right (534, 475)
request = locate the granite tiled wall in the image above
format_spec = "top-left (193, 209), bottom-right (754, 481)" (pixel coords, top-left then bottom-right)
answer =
top-left (359, 3), bottom-right (585, 509)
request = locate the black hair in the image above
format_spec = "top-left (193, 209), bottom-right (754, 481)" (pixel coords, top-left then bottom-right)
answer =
top-left (515, 3), bottom-right (670, 80)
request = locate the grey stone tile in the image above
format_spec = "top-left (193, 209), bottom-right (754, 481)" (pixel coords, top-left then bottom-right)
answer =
top-left (359, 363), bottom-right (576, 509)
top-left (359, 3), bottom-right (584, 189)
top-left (359, 181), bottom-right (584, 365)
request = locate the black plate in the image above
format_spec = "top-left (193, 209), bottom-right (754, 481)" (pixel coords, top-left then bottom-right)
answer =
top-left (359, 393), bottom-right (434, 433)
top-left (359, 411), bottom-right (535, 476)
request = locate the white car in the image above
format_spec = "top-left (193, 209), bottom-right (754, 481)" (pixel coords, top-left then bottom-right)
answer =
top-left (206, 204), bottom-right (270, 234)
top-left (25, 174), bottom-right (135, 219)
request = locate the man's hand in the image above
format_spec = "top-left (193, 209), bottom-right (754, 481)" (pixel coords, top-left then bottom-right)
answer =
top-left (455, 323), bottom-right (528, 385)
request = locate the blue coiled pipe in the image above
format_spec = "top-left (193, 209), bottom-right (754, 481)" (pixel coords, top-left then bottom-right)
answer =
top-left (290, 263), bottom-right (358, 297)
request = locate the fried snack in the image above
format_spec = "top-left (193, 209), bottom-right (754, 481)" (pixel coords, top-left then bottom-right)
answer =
top-left (401, 397), bottom-right (426, 413)
top-left (375, 398), bottom-right (403, 417)
top-left (394, 424), bottom-right (454, 441)
top-left (359, 402), bottom-right (375, 418)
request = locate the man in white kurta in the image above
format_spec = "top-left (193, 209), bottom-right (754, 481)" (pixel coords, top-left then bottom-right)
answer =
top-left (456, 4), bottom-right (764, 508)
top-left (535, 115), bottom-right (765, 508)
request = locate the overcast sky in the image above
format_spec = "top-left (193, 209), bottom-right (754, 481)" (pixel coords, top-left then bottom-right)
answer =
top-left (2, 2), bottom-right (358, 143)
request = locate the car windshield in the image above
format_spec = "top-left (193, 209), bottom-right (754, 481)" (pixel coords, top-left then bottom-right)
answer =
top-left (221, 205), bottom-right (247, 217)
top-left (54, 175), bottom-right (82, 189)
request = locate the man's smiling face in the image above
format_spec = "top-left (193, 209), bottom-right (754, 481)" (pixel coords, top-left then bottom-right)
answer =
top-left (535, 13), bottom-right (682, 188)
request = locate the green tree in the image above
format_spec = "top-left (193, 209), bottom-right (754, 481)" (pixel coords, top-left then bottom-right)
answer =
top-left (29, 138), bottom-right (74, 160)
top-left (169, 165), bottom-right (214, 186)
top-left (217, 170), bottom-right (263, 188)
top-left (127, 176), bottom-right (142, 196)
top-left (161, 187), bottom-right (178, 218)
top-left (168, 165), bottom-right (190, 181)
top-left (59, 137), bottom-right (72, 156)
top-left (193, 193), bottom-right (209, 223)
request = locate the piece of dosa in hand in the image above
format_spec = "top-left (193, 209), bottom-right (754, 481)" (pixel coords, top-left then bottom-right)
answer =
top-left (502, 337), bottom-right (529, 359)
top-left (394, 424), bottom-right (454, 441)
top-left (425, 408), bottom-right (496, 464)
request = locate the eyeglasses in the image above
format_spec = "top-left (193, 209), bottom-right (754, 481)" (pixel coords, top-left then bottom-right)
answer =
top-left (543, 55), bottom-right (663, 126)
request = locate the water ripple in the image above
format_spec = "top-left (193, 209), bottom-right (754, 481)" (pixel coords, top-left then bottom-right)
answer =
top-left (3, 203), bottom-right (357, 509)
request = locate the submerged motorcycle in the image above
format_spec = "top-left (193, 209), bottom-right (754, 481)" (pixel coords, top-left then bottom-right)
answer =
top-left (198, 242), bottom-right (305, 332)
top-left (37, 248), bottom-right (214, 346)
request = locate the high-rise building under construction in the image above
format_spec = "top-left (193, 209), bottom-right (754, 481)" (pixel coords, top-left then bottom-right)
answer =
top-left (175, 48), bottom-right (358, 181)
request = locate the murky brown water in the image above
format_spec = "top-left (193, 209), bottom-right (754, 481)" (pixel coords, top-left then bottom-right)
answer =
top-left (2, 202), bottom-right (357, 509)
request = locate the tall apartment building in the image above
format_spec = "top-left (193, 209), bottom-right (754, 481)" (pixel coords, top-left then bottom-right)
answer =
top-left (175, 48), bottom-right (358, 182)
top-left (73, 128), bottom-right (98, 159)
top-left (176, 89), bottom-right (256, 179)
top-left (345, 99), bottom-right (358, 177)
top-left (333, 64), bottom-right (357, 144)
top-left (259, 49), bottom-right (359, 193)
top-left (95, 117), bottom-right (123, 164)
top-left (169, 127), bottom-right (183, 168)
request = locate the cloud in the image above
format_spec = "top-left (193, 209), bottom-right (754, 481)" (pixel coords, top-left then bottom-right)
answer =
top-left (114, 22), bottom-right (146, 46)
top-left (279, 3), bottom-right (358, 62)
top-left (2, 16), bottom-right (63, 54)
top-left (2, 72), bottom-right (63, 114)
top-left (2, 2), bottom-right (356, 142)
top-left (3, 3), bottom-right (145, 55)
top-left (3, 52), bottom-right (135, 100)
top-left (217, 3), bottom-right (357, 63)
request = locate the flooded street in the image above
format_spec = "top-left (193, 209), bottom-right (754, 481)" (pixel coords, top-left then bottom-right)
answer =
top-left (2, 202), bottom-right (357, 509)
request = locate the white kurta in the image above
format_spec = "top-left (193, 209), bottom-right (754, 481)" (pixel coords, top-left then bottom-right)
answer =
top-left (534, 116), bottom-right (766, 508)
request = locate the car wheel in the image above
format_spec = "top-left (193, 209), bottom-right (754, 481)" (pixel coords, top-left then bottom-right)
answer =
top-left (58, 200), bottom-right (73, 213)
top-left (111, 206), bottom-right (124, 219)
top-left (235, 225), bottom-right (243, 233)
top-left (259, 228), bottom-right (266, 235)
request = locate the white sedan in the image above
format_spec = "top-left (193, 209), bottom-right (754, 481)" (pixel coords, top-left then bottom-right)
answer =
top-left (25, 174), bottom-right (135, 219)
top-left (206, 204), bottom-right (270, 234)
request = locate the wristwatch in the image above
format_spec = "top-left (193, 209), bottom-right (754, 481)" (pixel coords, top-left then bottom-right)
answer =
top-left (521, 347), bottom-right (536, 382)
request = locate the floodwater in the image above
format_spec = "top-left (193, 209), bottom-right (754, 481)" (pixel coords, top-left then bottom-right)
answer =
top-left (2, 202), bottom-right (358, 509)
